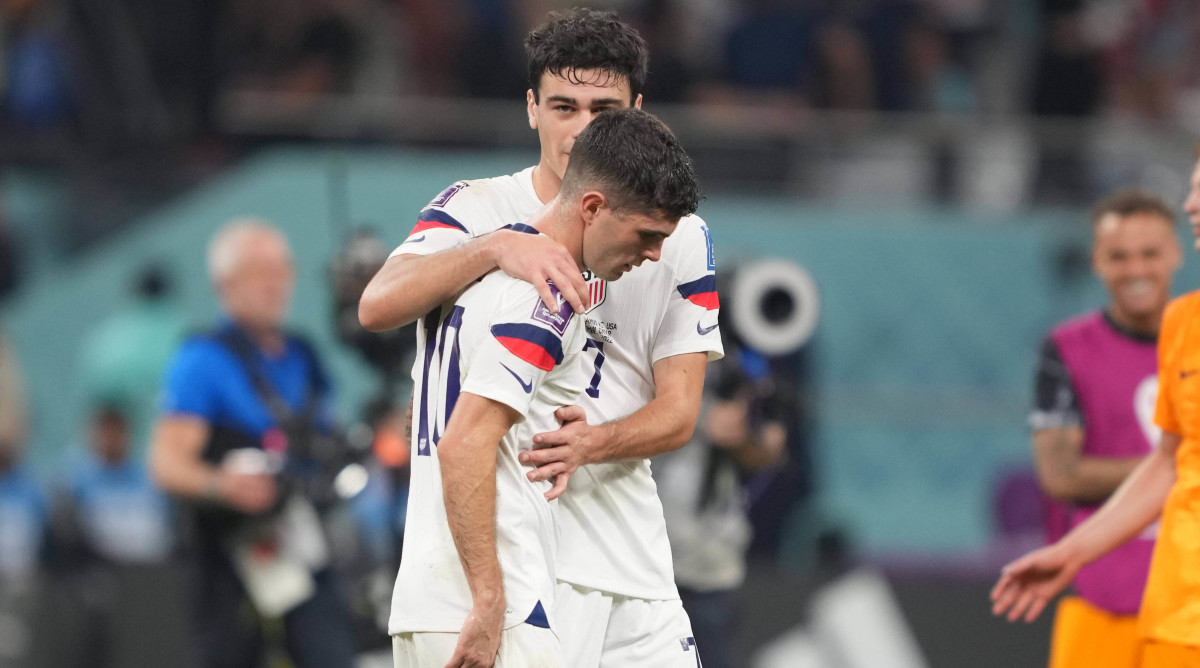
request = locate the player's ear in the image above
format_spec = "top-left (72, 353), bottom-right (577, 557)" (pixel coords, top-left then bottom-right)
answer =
top-left (580, 191), bottom-right (606, 225)
top-left (633, 93), bottom-right (643, 110)
top-left (527, 90), bottom-right (538, 130)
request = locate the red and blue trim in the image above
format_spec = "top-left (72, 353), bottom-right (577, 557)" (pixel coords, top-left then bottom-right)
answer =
top-left (409, 209), bottom-right (469, 236)
top-left (677, 275), bottom-right (719, 310)
top-left (491, 323), bottom-right (564, 372)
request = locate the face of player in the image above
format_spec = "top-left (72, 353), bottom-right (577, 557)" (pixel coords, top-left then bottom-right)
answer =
top-left (527, 69), bottom-right (643, 183)
top-left (1185, 158), bottom-right (1200, 252)
top-left (1092, 211), bottom-right (1181, 329)
top-left (582, 199), bottom-right (678, 281)
top-left (219, 231), bottom-right (296, 333)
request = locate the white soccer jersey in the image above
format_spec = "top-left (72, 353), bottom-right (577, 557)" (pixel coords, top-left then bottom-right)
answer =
top-left (388, 267), bottom-right (588, 635)
top-left (391, 168), bottom-right (724, 602)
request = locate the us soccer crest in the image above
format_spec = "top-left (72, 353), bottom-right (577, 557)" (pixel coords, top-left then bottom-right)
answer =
top-left (587, 278), bottom-right (607, 313)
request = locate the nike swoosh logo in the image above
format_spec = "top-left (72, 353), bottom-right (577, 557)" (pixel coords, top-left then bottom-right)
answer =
top-left (1182, 370), bottom-right (1199, 380)
top-left (406, 235), bottom-right (426, 243)
top-left (697, 321), bottom-right (718, 335)
top-left (501, 363), bottom-right (533, 394)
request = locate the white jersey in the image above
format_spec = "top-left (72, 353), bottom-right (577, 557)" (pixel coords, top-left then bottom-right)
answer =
top-left (388, 267), bottom-right (588, 635)
top-left (392, 167), bottom-right (724, 601)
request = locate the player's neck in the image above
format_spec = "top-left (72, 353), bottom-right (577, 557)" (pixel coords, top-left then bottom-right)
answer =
top-left (526, 203), bottom-right (585, 273)
top-left (1106, 304), bottom-right (1162, 338)
top-left (531, 162), bottom-right (562, 205)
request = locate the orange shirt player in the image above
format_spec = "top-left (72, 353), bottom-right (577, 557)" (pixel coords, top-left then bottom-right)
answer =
top-left (992, 144), bottom-right (1200, 667)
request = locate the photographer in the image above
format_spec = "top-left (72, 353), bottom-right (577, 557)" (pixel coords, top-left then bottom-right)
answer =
top-left (656, 344), bottom-right (790, 668)
top-left (149, 219), bottom-right (355, 668)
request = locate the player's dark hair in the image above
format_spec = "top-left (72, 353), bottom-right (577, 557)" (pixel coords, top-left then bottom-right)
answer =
top-left (1090, 189), bottom-right (1176, 229)
top-left (525, 8), bottom-right (648, 103)
top-left (562, 108), bottom-right (702, 221)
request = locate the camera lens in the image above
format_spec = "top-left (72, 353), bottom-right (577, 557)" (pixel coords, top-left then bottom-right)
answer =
top-left (760, 286), bottom-right (795, 324)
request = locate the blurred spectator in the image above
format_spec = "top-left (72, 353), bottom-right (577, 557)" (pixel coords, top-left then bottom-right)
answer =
top-left (1031, 0), bottom-right (1103, 118)
top-left (0, 331), bottom-right (29, 487)
top-left (0, 0), bottom-right (74, 129)
top-left (904, 14), bottom-right (977, 113)
top-left (223, 0), bottom-right (362, 97)
top-left (1099, 0), bottom-right (1197, 122)
top-left (1031, 1), bottom-right (1104, 202)
top-left (656, 346), bottom-right (788, 668)
top-left (0, 203), bottom-right (19, 300)
top-left (56, 405), bottom-right (174, 566)
top-left (719, 2), bottom-right (817, 105)
top-left (79, 262), bottom-right (187, 459)
top-left (50, 405), bottom-right (176, 668)
top-left (0, 331), bottom-right (44, 667)
top-left (149, 218), bottom-right (355, 668)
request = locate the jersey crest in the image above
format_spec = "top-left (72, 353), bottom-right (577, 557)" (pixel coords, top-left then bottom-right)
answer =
top-left (587, 279), bottom-right (607, 313)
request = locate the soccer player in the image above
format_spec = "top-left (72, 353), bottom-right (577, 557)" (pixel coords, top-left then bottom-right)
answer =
top-left (1028, 191), bottom-right (1181, 668)
top-left (360, 10), bottom-right (722, 667)
top-left (388, 108), bottom-right (702, 667)
top-left (992, 146), bottom-right (1200, 667)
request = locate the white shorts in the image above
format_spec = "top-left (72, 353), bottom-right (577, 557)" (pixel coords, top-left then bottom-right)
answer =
top-left (392, 624), bottom-right (562, 668)
top-left (554, 581), bottom-right (702, 668)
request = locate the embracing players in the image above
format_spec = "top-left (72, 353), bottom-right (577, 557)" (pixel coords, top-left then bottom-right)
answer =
top-left (361, 9), bottom-right (722, 667)
top-left (385, 108), bottom-right (700, 667)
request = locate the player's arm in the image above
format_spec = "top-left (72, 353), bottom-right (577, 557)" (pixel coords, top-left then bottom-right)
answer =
top-left (149, 344), bottom-right (277, 514)
top-left (437, 392), bottom-right (521, 668)
top-left (148, 415), bottom-right (277, 514)
top-left (523, 352), bottom-right (707, 494)
top-left (359, 229), bottom-right (587, 331)
top-left (1032, 426), bottom-right (1143, 502)
top-left (1026, 336), bottom-right (1141, 502)
top-left (524, 219), bottom-right (720, 492)
top-left (992, 429), bottom-right (1178, 622)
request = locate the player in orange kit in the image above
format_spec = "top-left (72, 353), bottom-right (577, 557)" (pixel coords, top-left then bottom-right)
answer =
top-left (992, 144), bottom-right (1200, 666)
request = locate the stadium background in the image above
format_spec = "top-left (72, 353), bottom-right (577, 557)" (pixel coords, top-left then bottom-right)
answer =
top-left (1, 0), bottom-right (1199, 666)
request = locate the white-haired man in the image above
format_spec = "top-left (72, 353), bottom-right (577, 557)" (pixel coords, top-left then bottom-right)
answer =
top-left (149, 219), bottom-right (356, 668)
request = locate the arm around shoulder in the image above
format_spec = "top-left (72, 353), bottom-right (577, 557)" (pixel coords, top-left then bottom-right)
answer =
top-left (359, 239), bottom-right (498, 332)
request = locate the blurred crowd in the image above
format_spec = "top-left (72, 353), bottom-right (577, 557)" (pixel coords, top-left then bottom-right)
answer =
top-left (0, 252), bottom-right (408, 666)
top-left (2, 0), bottom-right (1199, 144)
top-left (0, 0), bottom-right (1195, 271)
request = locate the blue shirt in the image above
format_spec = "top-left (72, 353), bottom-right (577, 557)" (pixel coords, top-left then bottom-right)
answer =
top-left (0, 467), bottom-right (47, 577)
top-left (160, 323), bottom-right (332, 439)
top-left (65, 452), bottom-right (173, 563)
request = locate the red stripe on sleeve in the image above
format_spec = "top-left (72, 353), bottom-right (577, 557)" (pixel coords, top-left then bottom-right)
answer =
top-left (496, 336), bottom-right (556, 372)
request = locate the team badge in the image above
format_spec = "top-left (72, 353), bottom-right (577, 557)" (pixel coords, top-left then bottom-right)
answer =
top-left (587, 279), bottom-right (607, 313)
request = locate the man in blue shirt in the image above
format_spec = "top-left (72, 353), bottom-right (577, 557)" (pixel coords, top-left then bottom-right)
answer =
top-left (149, 219), bottom-right (355, 668)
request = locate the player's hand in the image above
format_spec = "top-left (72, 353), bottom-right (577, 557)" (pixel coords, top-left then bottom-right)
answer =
top-left (216, 472), bottom-right (278, 514)
top-left (990, 543), bottom-right (1081, 623)
top-left (523, 405), bottom-right (595, 500)
top-left (491, 230), bottom-right (589, 315)
top-left (445, 598), bottom-right (504, 668)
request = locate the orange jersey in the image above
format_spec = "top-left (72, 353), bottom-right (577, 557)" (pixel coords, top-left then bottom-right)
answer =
top-left (1050, 597), bottom-right (1141, 668)
top-left (1141, 291), bottom-right (1200, 646)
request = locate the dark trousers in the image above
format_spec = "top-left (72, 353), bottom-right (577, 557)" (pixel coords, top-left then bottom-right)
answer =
top-left (191, 552), bottom-right (356, 668)
top-left (679, 586), bottom-right (737, 668)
